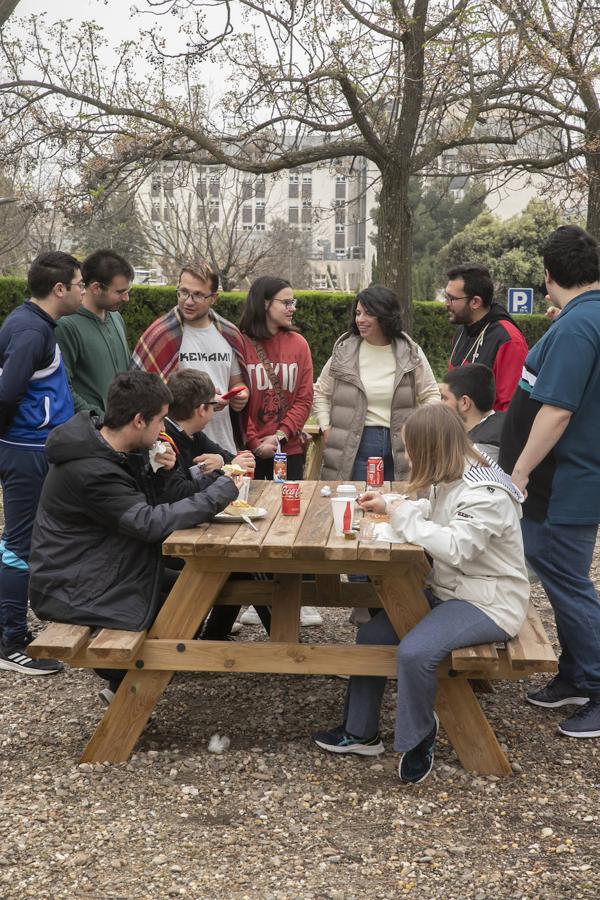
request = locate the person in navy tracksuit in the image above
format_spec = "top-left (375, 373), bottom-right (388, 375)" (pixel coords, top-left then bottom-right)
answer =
top-left (0, 251), bottom-right (84, 675)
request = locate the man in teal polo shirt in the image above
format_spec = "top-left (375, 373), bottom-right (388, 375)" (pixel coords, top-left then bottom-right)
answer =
top-left (500, 225), bottom-right (600, 739)
top-left (56, 249), bottom-right (133, 415)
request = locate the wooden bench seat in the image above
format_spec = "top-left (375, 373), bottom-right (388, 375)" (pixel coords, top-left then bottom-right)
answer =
top-left (29, 624), bottom-right (146, 663)
top-left (452, 601), bottom-right (557, 676)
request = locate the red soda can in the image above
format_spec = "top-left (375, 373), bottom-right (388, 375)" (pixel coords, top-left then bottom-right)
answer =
top-left (366, 456), bottom-right (384, 487)
top-left (281, 481), bottom-right (301, 516)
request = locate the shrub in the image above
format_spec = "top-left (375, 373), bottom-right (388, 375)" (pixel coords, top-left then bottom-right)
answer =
top-left (0, 279), bottom-right (550, 380)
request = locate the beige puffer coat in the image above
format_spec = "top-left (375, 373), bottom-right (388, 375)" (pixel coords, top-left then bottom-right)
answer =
top-left (314, 332), bottom-right (439, 480)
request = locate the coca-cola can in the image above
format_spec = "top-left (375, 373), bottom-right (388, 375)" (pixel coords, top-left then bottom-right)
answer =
top-left (366, 456), bottom-right (384, 487)
top-left (281, 481), bottom-right (301, 516)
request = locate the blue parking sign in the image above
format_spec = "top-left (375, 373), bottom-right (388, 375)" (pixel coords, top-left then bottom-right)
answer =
top-left (507, 288), bottom-right (533, 314)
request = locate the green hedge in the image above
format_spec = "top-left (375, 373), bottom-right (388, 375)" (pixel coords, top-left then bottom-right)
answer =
top-left (0, 280), bottom-right (550, 380)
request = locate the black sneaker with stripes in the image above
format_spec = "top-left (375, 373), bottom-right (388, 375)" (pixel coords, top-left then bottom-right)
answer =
top-left (0, 642), bottom-right (63, 676)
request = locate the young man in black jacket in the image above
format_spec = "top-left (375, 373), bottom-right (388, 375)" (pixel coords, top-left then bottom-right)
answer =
top-left (163, 369), bottom-right (255, 477)
top-left (28, 372), bottom-right (239, 691)
top-left (440, 364), bottom-right (505, 462)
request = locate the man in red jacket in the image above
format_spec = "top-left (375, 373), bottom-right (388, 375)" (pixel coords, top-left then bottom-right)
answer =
top-left (445, 263), bottom-right (528, 411)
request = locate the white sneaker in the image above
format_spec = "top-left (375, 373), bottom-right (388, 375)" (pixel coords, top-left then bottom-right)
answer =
top-left (240, 606), bottom-right (262, 626)
top-left (300, 607), bottom-right (323, 627)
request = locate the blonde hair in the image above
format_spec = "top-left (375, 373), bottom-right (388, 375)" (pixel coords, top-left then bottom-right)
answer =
top-left (403, 404), bottom-right (488, 495)
top-left (179, 262), bottom-right (218, 293)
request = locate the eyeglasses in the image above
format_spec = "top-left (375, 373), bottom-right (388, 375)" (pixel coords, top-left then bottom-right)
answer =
top-left (206, 400), bottom-right (220, 408)
top-left (177, 287), bottom-right (216, 303)
top-left (67, 281), bottom-right (86, 292)
top-left (276, 299), bottom-right (297, 310)
top-left (443, 291), bottom-right (470, 303)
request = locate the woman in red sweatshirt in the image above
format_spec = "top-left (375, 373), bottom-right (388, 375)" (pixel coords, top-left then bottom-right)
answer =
top-left (239, 276), bottom-right (313, 481)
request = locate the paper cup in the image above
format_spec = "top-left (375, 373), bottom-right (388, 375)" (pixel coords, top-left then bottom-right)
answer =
top-left (331, 496), bottom-right (356, 536)
top-left (238, 476), bottom-right (251, 503)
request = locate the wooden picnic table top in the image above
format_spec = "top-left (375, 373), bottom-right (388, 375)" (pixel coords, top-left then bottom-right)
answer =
top-left (163, 479), bottom-right (424, 565)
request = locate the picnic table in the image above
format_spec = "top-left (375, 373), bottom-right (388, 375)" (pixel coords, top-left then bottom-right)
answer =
top-left (29, 479), bottom-right (557, 772)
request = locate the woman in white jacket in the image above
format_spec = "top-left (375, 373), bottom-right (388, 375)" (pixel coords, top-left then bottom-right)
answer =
top-left (313, 404), bottom-right (530, 785)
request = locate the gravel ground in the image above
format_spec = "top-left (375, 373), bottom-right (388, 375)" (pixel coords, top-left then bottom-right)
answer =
top-left (1, 575), bottom-right (599, 899)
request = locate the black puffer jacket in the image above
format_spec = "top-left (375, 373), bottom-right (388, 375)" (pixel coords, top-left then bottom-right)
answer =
top-left (29, 412), bottom-right (238, 631)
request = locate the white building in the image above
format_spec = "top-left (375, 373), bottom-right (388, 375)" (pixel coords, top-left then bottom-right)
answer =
top-left (136, 153), bottom-right (378, 290)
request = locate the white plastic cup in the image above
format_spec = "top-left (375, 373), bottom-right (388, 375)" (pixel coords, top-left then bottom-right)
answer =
top-left (238, 476), bottom-right (251, 503)
top-left (331, 496), bottom-right (356, 536)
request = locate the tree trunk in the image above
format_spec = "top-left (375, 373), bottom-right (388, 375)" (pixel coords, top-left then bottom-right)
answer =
top-left (585, 148), bottom-right (600, 240)
top-left (0, 0), bottom-right (21, 28)
top-left (375, 164), bottom-right (413, 333)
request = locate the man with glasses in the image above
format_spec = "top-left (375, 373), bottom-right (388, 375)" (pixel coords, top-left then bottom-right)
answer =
top-left (56, 249), bottom-right (133, 416)
top-left (0, 251), bottom-right (83, 675)
top-left (132, 262), bottom-right (249, 455)
top-left (445, 263), bottom-right (528, 411)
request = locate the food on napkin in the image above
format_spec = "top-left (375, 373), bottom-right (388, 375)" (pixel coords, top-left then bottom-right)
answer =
top-left (222, 463), bottom-right (246, 476)
top-left (222, 498), bottom-right (262, 517)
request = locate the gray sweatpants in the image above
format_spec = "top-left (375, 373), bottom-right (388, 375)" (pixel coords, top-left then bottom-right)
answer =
top-left (345, 593), bottom-right (510, 751)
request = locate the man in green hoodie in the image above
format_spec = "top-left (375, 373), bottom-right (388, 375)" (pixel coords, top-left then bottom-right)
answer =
top-left (55, 249), bottom-right (133, 415)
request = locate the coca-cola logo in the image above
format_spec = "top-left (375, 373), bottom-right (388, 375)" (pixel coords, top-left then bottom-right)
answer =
top-left (282, 483), bottom-right (301, 498)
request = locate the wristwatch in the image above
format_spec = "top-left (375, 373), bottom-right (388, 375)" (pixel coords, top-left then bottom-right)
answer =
top-left (275, 429), bottom-right (287, 444)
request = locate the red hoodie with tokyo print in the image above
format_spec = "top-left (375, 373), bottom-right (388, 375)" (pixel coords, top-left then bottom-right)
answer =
top-left (240, 331), bottom-right (313, 457)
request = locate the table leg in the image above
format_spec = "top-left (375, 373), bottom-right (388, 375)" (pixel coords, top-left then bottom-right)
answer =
top-left (81, 565), bottom-right (228, 764)
top-left (270, 574), bottom-right (302, 643)
top-left (376, 566), bottom-right (512, 777)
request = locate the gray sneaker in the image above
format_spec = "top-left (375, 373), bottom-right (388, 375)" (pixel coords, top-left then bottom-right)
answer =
top-left (526, 676), bottom-right (589, 709)
top-left (558, 699), bottom-right (600, 738)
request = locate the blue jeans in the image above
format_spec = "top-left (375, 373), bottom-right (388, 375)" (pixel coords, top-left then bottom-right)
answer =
top-left (351, 426), bottom-right (394, 482)
top-left (522, 517), bottom-right (600, 696)
top-left (344, 592), bottom-right (509, 751)
top-left (0, 443), bottom-right (49, 648)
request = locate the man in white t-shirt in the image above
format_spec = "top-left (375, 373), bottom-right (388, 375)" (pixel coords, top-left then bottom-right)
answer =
top-left (131, 262), bottom-right (249, 454)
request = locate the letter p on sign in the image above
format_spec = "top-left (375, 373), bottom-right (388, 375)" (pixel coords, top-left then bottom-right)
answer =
top-left (507, 288), bottom-right (533, 314)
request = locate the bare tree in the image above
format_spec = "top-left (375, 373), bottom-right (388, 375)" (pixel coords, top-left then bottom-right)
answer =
top-left (0, 2), bottom-right (536, 325)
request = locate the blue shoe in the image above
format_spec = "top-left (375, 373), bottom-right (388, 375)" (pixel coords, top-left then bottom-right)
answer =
top-left (558, 698), bottom-right (600, 738)
top-left (398, 713), bottom-right (439, 784)
top-left (312, 724), bottom-right (384, 756)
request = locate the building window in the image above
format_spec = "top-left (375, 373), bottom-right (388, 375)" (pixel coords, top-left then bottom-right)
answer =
top-left (335, 224), bottom-right (345, 233)
top-left (289, 173), bottom-right (299, 183)
top-left (255, 206), bottom-right (265, 224)
top-left (302, 172), bottom-right (312, 183)
top-left (209, 176), bottom-right (220, 198)
top-left (334, 232), bottom-right (345, 250)
top-left (209, 200), bottom-right (220, 224)
top-left (302, 181), bottom-right (312, 199)
top-left (195, 180), bottom-right (206, 199)
top-left (242, 180), bottom-right (253, 201)
top-left (163, 178), bottom-right (174, 197)
top-left (335, 206), bottom-right (345, 225)
top-left (255, 178), bottom-right (266, 199)
top-left (289, 181), bottom-right (299, 199)
top-left (151, 178), bottom-right (161, 197)
top-left (335, 179), bottom-right (346, 200)
top-left (254, 223), bottom-right (266, 232)
top-left (242, 224), bottom-right (253, 231)
top-left (242, 206), bottom-right (253, 224)
top-left (301, 207), bottom-right (312, 225)
top-left (288, 206), bottom-right (299, 225)
top-left (151, 205), bottom-right (161, 222)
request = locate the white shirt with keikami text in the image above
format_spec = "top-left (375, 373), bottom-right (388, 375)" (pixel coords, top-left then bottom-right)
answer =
top-left (179, 323), bottom-right (241, 454)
